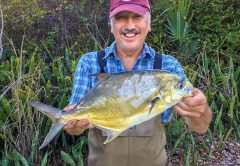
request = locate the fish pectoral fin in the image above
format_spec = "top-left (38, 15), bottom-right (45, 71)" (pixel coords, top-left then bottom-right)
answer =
top-left (39, 122), bottom-right (65, 150)
top-left (149, 96), bottom-right (161, 115)
top-left (103, 130), bottom-right (122, 144)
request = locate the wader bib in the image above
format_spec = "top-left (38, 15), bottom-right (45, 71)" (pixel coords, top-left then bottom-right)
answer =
top-left (87, 51), bottom-right (168, 166)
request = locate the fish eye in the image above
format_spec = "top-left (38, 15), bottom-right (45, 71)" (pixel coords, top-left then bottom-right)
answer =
top-left (176, 81), bottom-right (185, 89)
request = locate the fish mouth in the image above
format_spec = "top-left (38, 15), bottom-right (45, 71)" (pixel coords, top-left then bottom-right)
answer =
top-left (184, 83), bottom-right (193, 96)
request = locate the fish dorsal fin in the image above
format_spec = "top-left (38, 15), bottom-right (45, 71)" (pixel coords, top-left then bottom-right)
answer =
top-left (76, 73), bottom-right (112, 106)
top-left (96, 126), bottom-right (122, 144)
top-left (91, 73), bottom-right (111, 81)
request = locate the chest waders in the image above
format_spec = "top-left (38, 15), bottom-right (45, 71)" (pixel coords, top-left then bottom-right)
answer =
top-left (87, 50), bottom-right (168, 166)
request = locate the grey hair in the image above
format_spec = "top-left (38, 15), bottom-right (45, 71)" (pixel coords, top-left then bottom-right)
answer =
top-left (109, 11), bottom-right (151, 29)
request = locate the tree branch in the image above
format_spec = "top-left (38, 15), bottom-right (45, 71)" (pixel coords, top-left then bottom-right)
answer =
top-left (0, 3), bottom-right (4, 59)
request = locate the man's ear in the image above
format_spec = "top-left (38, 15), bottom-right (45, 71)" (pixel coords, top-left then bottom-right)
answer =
top-left (148, 23), bottom-right (151, 32)
top-left (110, 26), bottom-right (114, 34)
top-left (109, 19), bottom-right (114, 34)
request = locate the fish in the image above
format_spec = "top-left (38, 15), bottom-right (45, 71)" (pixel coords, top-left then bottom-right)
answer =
top-left (29, 70), bottom-right (192, 149)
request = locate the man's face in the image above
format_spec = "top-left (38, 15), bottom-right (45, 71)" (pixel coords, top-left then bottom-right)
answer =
top-left (111, 11), bottom-right (150, 53)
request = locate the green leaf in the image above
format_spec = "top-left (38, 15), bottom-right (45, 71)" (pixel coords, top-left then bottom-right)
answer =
top-left (0, 134), bottom-right (7, 141)
top-left (0, 108), bottom-right (7, 123)
top-left (12, 149), bottom-right (29, 166)
top-left (28, 130), bottom-right (39, 164)
top-left (172, 130), bottom-right (188, 153)
top-left (1, 97), bottom-right (12, 114)
top-left (77, 153), bottom-right (84, 166)
top-left (59, 93), bottom-right (67, 109)
top-left (60, 151), bottom-right (76, 166)
top-left (213, 106), bottom-right (223, 138)
top-left (71, 149), bottom-right (79, 161)
top-left (40, 152), bottom-right (48, 166)
top-left (228, 96), bottom-right (236, 121)
top-left (1, 152), bottom-right (9, 166)
top-left (218, 92), bottom-right (228, 106)
top-left (171, 118), bottom-right (184, 135)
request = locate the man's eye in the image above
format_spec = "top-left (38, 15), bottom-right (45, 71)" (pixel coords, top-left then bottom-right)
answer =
top-left (115, 15), bottom-right (126, 19)
top-left (133, 15), bottom-right (141, 18)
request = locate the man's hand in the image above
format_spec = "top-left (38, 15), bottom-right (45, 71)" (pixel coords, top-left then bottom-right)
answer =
top-left (173, 87), bottom-right (212, 134)
top-left (63, 104), bottom-right (94, 136)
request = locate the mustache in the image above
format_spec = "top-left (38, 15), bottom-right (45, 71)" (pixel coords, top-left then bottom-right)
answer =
top-left (121, 28), bottom-right (140, 34)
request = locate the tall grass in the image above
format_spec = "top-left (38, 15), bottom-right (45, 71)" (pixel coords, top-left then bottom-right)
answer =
top-left (1, 34), bottom-right (239, 165)
top-left (0, 42), bottom-right (88, 165)
top-left (166, 46), bottom-right (240, 163)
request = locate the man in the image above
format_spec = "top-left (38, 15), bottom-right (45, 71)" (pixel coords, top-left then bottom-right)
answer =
top-left (64, 0), bottom-right (212, 165)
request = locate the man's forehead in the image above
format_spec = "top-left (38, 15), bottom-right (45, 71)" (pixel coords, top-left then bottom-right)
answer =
top-left (115, 11), bottom-right (142, 16)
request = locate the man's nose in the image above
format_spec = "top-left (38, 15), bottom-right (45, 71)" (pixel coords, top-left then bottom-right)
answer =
top-left (126, 18), bottom-right (135, 29)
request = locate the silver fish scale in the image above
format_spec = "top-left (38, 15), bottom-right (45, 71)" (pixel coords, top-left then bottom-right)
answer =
top-left (118, 73), bottom-right (158, 99)
top-left (76, 71), bottom-right (176, 110)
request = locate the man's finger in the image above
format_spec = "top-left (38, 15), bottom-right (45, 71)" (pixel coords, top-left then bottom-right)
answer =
top-left (76, 119), bottom-right (90, 126)
top-left (88, 123), bottom-right (94, 128)
top-left (174, 105), bottom-right (201, 118)
top-left (65, 124), bottom-right (90, 135)
top-left (175, 101), bottom-right (189, 111)
top-left (191, 87), bottom-right (199, 95)
top-left (182, 93), bottom-right (207, 107)
top-left (63, 104), bottom-right (77, 111)
top-left (64, 120), bottom-right (77, 130)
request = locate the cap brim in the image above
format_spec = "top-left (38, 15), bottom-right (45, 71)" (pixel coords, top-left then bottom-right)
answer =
top-left (110, 4), bottom-right (148, 18)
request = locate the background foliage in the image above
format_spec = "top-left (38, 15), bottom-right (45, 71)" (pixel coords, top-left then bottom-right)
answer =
top-left (0, 0), bottom-right (239, 165)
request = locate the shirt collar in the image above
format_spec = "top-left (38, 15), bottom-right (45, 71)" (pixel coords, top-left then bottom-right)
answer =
top-left (104, 41), bottom-right (153, 59)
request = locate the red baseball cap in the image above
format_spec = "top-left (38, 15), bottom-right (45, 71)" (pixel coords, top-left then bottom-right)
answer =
top-left (109, 0), bottom-right (150, 18)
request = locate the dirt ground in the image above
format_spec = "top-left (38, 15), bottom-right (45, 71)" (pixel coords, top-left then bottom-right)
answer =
top-left (168, 137), bottom-right (240, 166)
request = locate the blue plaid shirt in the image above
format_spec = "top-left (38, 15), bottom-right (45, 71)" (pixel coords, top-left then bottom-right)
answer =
top-left (69, 41), bottom-right (187, 122)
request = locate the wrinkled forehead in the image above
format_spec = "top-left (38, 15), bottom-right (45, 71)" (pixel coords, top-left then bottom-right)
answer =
top-left (115, 11), bottom-right (142, 16)
top-left (113, 11), bottom-right (145, 19)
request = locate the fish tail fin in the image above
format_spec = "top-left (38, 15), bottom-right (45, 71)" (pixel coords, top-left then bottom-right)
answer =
top-left (39, 122), bottom-right (65, 149)
top-left (29, 100), bottom-right (63, 121)
top-left (103, 130), bottom-right (122, 144)
top-left (29, 100), bottom-right (65, 149)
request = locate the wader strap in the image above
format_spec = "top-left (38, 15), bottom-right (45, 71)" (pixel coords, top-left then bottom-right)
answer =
top-left (153, 52), bottom-right (162, 70)
top-left (97, 50), bottom-right (106, 73)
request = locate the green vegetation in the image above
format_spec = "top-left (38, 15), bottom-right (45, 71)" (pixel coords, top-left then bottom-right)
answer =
top-left (0, 0), bottom-right (239, 165)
